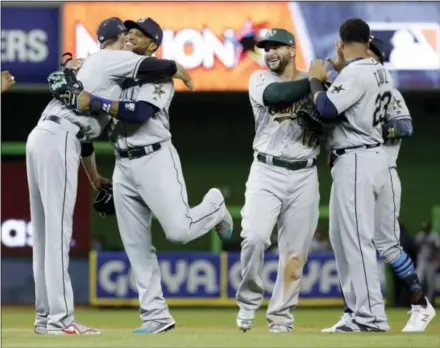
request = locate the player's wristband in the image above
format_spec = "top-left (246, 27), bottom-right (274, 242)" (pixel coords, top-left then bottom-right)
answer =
top-left (89, 95), bottom-right (112, 116)
top-left (309, 78), bottom-right (324, 95)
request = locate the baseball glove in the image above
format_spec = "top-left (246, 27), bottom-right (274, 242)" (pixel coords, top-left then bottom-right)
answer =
top-left (93, 184), bottom-right (115, 218)
top-left (47, 68), bottom-right (84, 112)
top-left (296, 81), bottom-right (342, 130)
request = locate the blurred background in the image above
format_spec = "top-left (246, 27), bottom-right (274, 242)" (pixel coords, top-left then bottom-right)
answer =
top-left (1, 1), bottom-right (439, 309)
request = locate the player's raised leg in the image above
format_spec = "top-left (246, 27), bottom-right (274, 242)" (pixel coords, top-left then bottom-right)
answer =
top-left (266, 166), bottom-right (319, 333)
top-left (332, 151), bottom-right (389, 332)
top-left (134, 142), bottom-right (232, 245)
top-left (26, 131), bottom-right (49, 335)
top-left (113, 159), bottom-right (175, 334)
top-left (236, 161), bottom-right (283, 332)
top-left (375, 167), bottom-right (435, 331)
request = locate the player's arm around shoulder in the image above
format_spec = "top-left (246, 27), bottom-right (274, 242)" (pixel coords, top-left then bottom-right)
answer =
top-left (249, 70), bottom-right (311, 107)
top-left (382, 88), bottom-right (413, 140)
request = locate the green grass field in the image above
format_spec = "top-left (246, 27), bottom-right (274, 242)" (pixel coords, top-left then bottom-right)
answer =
top-left (2, 307), bottom-right (439, 347)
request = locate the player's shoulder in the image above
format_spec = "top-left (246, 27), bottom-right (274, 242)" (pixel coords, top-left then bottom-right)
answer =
top-left (249, 70), bottom-right (278, 87)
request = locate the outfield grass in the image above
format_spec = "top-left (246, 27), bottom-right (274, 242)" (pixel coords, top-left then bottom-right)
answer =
top-left (2, 307), bottom-right (439, 347)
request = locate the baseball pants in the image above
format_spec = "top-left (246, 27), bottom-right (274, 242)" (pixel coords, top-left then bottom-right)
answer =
top-left (26, 118), bottom-right (81, 331)
top-left (112, 140), bottom-right (226, 324)
top-left (329, 147), bottom-right (389, 331)
top-left (236, 158), bottom-right (319, 329)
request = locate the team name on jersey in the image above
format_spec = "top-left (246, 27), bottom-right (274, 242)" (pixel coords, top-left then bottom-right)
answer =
top-left (374, 67), bottom-right (390, 87)
top-left (268, 96), bottom-right (317, 124)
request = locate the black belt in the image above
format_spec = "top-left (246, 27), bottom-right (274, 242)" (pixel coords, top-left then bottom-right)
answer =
top-left (45, 115), bottom-right (85, 139)
top-left (334, 143), bottom-right (380, 156)
top-left (117, 143), bottom-right (161, 160)
top-left (257, 153), bottom-right (316, 171)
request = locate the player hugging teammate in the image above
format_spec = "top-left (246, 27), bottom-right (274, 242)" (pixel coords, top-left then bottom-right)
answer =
top-left (306, 18), bottom-right (435, 332)
top-left (237, 18), bottom-right (435, 334)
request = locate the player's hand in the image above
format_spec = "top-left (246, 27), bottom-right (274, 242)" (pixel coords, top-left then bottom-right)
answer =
top-left (308, 59), bottom-right (329, 82)
top-left (65, 58), bottom-right (84, 71)
top-left (90, 175), bottom-right (112, 191)
top-left (326, 40), bottom-right (345, 72)
top-left (173, 63), bottom-right (194, 91)
top-left (1, 70), bottom-right (15, 93)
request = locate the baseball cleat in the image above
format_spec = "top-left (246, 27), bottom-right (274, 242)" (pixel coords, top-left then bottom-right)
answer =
top-left (236, 309), bottom-right (255, 332)
top-left (34, 325), bottom-right (48, 334)
top-left (402, 297), bottom-right (436, 332)
top-left (209, 188), bottom-right (233, 240)
top-left (335, 321), bottom-right (385, 333)
top-left (132, 321), bottom-right (175, 334)
top-left (321, 313), bottom-right (352, 333)
top-left (47, 322), bottom-right (101, 335)
top-left (269, 324), bottom-right (292, 333)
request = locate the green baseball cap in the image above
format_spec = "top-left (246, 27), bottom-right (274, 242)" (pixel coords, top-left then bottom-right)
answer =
top-left (256, 28), bottom-right (295, 48)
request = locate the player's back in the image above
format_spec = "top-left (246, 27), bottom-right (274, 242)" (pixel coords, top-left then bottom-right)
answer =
top-left (41, 50), bottom-right (138, 140)
top-left (328, 58), bottom-right (394, 150)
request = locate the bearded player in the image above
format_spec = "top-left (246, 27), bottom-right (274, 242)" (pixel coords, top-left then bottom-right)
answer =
top-left (235, 28), bottom-right (326, 333)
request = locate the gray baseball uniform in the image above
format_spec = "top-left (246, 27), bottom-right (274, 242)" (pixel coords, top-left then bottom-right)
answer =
top-left (326, 57), bottom-right (393, 331)
top-left (110, 80), bottom-right (228, 324)
top-left (373, 89), bottom-right (411, 264)
top-left (236, 70), bottom-right (320, 329)
top-left (26, 49), bottom-right (147, 331)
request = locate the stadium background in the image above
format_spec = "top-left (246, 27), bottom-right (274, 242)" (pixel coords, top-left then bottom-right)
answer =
top-left (2, 1), bottom-right (440, 309)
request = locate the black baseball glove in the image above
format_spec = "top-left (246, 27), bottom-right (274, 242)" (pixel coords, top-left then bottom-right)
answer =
top-left (47, 68), bottom-right (84, 113)
top-left (297, 81), bottom-right (342, 131)
top-left (93, 184), bottom-right (115, 218)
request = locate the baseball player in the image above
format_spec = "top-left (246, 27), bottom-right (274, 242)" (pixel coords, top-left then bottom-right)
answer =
top-left (30, 17), bottom-right (189, 335)
top-left (415, 222), bottom-right (440, 304)
top-left (2, 70), bottom-right (15, 93)
top-left (321, 36), bottom-right (436, 333)
top-left (59, 18), bottom-right (233, 334)
top-left (235, 28), bottom-right (322, 333)
top-left (307, 18), bottom-right (398, 332)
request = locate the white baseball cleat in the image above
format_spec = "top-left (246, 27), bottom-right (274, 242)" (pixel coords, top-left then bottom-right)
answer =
top-left (402, 297), bottom-right (436, 332)
top-left (34, 325), bottom-right (48, 334)
top-left (47, 322), bottom-right (101, 335)
top-left (209, 188), bottom-right (233, 240)
top-left (321, 313), bottom-right (352, 333)
top-left (269, 324), bottom-right (292, 333)
top-left (236, 309), bottom-right (255, 332)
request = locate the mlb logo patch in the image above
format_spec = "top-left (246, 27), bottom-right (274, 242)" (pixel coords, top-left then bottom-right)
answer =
top-left (369, 22), bottom-right (440, 70)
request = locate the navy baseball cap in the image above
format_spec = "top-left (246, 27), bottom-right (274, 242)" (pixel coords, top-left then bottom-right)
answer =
top-left (124, 17), bottom-right (163, 46)
top-left (369, 36), bottom-right (386, 63)
top-left (96, 17), bottom-right (126, 43)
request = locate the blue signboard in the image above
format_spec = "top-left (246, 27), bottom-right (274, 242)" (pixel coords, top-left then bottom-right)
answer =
top-left (1, 6), bottom-right (61, 84)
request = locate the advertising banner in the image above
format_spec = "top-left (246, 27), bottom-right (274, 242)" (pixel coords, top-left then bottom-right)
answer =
top-left (1, 162), bottom-right (92, 256)
top-left (63, 2), bottom-right (440, 90)
top-left (1, 6), bottom-right (61, 84)
top-left (62, 2), bottom-right (312, 91)
top-left (90, 251), bottom-right (386, 306)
